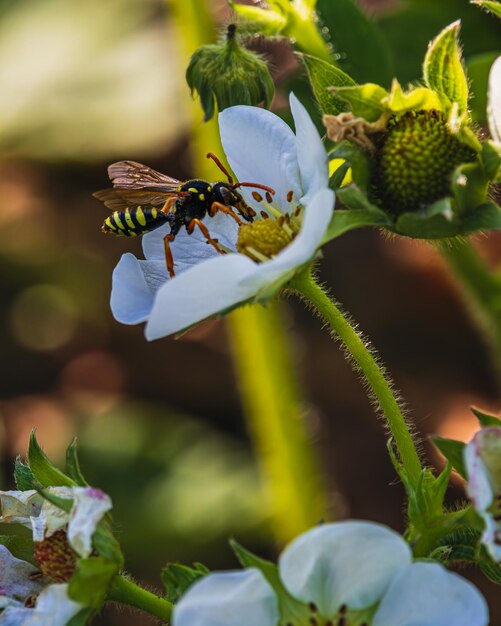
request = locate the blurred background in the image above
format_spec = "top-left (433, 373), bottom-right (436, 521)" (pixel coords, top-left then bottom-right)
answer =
top-left (0, 0), bottom-right (500, 623)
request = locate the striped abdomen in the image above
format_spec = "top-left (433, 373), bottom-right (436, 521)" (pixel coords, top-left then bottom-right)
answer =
top-left (102, 206), bottom-right (170, 237)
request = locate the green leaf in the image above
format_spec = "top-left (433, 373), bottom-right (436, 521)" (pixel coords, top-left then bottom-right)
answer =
top-left (481, 140), bottom-right (501, 180)
top-left (66, 439), bottom-right (88, 487)
top-left (68, 557), bottom-right (119, 608)
top-left (337, 185), bottom-right (390, 216)
top-left (471, 406), bottom-right (501, 427)
top-left (92, 523), bottom-right (124, 567)
top-left (316, 0), bottom-right (393, 85)
top-left (229, 3), bottom-right (287, 35)
top-left (161, 563), bottom-right (209, 603)
top-left (0, 534), bottom-right (36, 564)
top-left (328, 161), bottom-right (351, 190)
top-left (467, 52), bottom-right (498, 123)
top-left (37, 488), bottom-right (73, 513)
top-left (462, 202), bottom-right (501, 233)
top-left (66, 608), bottom-right (95, 626)
top-left (301, 53), bottom-right (356, 115)
top-left (14, 458), bottom-right (35, 491)
top-left (395, 199), bottom-right (461, 239)
top-left (432, 436), bottom-right (467, 478)
top-left (28, 430), bottom-right (76, 488)
top-left (331, 84), bottom-right (388, 122)
top-left (385, 82), bottom-right (443, 114)
top-left (472, 0), bottom-right (501, 18)
top-left (451, 162), bottom-right (489, 216)
top-left (423, 21), bottom-right (469, 114)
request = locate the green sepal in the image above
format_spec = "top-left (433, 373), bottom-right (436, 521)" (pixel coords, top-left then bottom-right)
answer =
top-left (230, 539), bottom-right (310, 625)
top-left (229, 2), bottom-right (287, 35)
top-left (472, 0), bottom-right (501, 19)
top-left (161, 563), bottom-right (209, 603)
top-left (423, 21), bottom-right (469, 115)
top-left (385, 81), bottom-right (443, 114)
top-left (328, 161), bottom-right (351, 191)
top-left (330, 84), bottom-right (388, 122)
top-left (395, 198), bottom-right (460, 239)
top-left (451, 161), bottom-right (489, 216)
top-left (66, 439), bottom-right (88, 487)
top-left (301, 54), bottom-right (356, 115)
top-left (329, 141), bottom-right (371, 191)
top-left (323, 208), bottom-right (390, 244)
top-left (28, 430), bottom-right (76, 488)
top-left (0, 533), bottom-right (36, 565)
top-left (432, 534), bottom-right (501, 585)
top-left (431, 436), bottom-right (467, 478)
top-left (471, 406), bottom-right (501, 427)
top-left (315, 0), bottom-right (393, 84)
top-left (462, 202), bottom-right (501, 233)
top-left (14, 457), bottom-right (35, 491)
top-left (37, 488), bottom-right (73, 513)
top-left (66, 608), bottom-right (95, 626)
top-left (68, 557), bottom-right (119, 608)
top-left (481, 140), bottom-right (501, 180)
top-left (92, 522), bottom-right (124, 567)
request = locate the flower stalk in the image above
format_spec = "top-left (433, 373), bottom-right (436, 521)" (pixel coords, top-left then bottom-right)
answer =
top-left (290, 270), bottom-right (423, 488)
top-left (107, 575), bottom-right (172, 622)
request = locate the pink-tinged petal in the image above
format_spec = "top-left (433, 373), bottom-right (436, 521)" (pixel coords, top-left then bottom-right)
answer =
top-left (372, 562), bottom-right (488, 626)
top-left (145, 253), bottom-right (258, 340)
top-left (290, 93), bottom-right (329, 203)
top-left (173, 569), bottom-right (278, 626)
top-left (67, 488), bottom-right (112, 557)
top-left (219, 105), bottom-right (302, 211)
top-left (279, 521), bottom-right (411, 617)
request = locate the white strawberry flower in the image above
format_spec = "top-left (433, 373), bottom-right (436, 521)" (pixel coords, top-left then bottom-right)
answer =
top-left (0, 583), bottom-right (83, 626)
top-left (110, 93), bottom-right (334, 340)
top-left (465, 426), bottom-right (501, 561)
top-left (0, 546), bottom-right (46, 610)
top-left (488, 55), bottom-right (501, 144)
top-left (0, 487), bottom-right (112, 558)
top-left (173, 521), bottom-right (488, 626)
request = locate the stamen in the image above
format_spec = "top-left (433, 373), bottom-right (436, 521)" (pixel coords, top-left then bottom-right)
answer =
top-left (260, 211), bottom-right (270, 219)
top-left (287, 190), bottom-right (294, 202)
top-left (266, 191), bottom-right (273, 204)
top-left (252, 191), bottom-right (264, 203)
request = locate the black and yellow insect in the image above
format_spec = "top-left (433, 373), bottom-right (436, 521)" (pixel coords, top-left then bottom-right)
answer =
top-left (94, 154), bottom-right (274, 278)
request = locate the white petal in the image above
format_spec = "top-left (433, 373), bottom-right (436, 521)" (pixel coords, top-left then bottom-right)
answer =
top-left (488, 55), bottom-right (501, 144)
top-left (110, 253), bottom-right (162, 324)
top-left (290, 93), bottom-right (329, 203)
top-left (173, 569), bottom-right (278, 626)
top-left (67, 488), bottom-right (112, 557)
top-left (219, 105), bottom-right (302, 210)
top-left (465, 427), bottom-right (501, 561)
top-left (0, 546), bottom-right (46, 607)
top-left (243, 188), bottom-right (334, 296)
top-left (33, 488), bottom-right (74, 542)
top-left (372, 562), bottom-right (488, 626)
top-left (279, 521), bottom-right (411, 617)
top-left (0, 491), bottom-right (42, 530)
top-left (0, 584), bottom-right (83, 626)
top-left (145, 253), bottom-right (258, 340)
top-left (142, 214), bottom-right (238, 262)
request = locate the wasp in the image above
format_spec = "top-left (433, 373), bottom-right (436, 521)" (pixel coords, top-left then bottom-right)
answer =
top-left (94, 153), bottom-right (275, 278)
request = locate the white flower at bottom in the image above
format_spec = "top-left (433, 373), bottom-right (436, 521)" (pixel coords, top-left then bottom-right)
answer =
top-left (0, 584), bottom-right (82, 626)
top-left (0, 487), bottom-right (112, 558)
top-left (173, 521), bottom-right (488, 626)
top-left (0, 546), bottom-right (46, 610)
top-left (488, 55), bottom-right (501, 144)
top-left (464, 426), bottom-right (501, 561)
top-left (110, 93), bottom-right (334, 340)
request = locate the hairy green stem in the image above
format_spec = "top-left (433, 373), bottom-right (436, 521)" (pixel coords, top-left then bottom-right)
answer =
top-left (291, 271), bottom-right (423, 488)
top-left (170, 0), bottom-right (329, 544)
top-left (108, 575), bottom-right (172, 622)
top-left (437, 240), bottom-right (501, 383)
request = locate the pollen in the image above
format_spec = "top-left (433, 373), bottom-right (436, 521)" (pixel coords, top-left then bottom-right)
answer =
top-left (236, 216), bottom-right (295, 262)
top-left (34, 530), bottom-right (78, 583)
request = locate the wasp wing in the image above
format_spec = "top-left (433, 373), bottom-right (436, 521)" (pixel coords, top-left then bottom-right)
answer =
top-left (93, 188), bottom-right (182, 211)
top-left (108, 161), bottom-right (181, 190)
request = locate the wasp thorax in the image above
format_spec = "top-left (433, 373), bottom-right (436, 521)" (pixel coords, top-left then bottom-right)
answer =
top-left (236, 216), bottom-right (296, 262)
top-left (371, 110), bottom-right (477, 214)
top-left (34, 530), bottom-right (78, 583)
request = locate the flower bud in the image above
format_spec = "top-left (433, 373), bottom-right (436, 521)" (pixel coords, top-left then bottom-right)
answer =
top-left (186, 24), bottom-right (274, 121)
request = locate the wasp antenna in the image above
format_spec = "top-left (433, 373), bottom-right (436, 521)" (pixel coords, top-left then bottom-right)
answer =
top-left (233, 182), bottom-right (276, 195)
top-left (206, 152), bottom-right (234, 184)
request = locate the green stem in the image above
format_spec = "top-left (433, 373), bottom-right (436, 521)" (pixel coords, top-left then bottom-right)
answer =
top-left (291, 271), bottom-right (423, 488)
top-left (229, 302), bottom-right (329, 543)
top-left (437, 240), bottom-right (501, 382)
top-left (108, 575), bottom-right (172, 623)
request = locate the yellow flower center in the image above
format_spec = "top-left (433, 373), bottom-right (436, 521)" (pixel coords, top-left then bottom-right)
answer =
top-left (236, 215), bottom-right (297, 262)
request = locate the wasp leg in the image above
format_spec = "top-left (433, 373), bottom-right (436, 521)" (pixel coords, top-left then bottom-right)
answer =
top-left (206, 152), bottom-right (234, 184)
top-left (163, 234), bottom-right (176, 278)
top-left (187, 218), bottom-right (226, 254)
top-left (208, 201), bottom-right (244, 225)
top-left (161, 196), bottom-right (177, 214)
